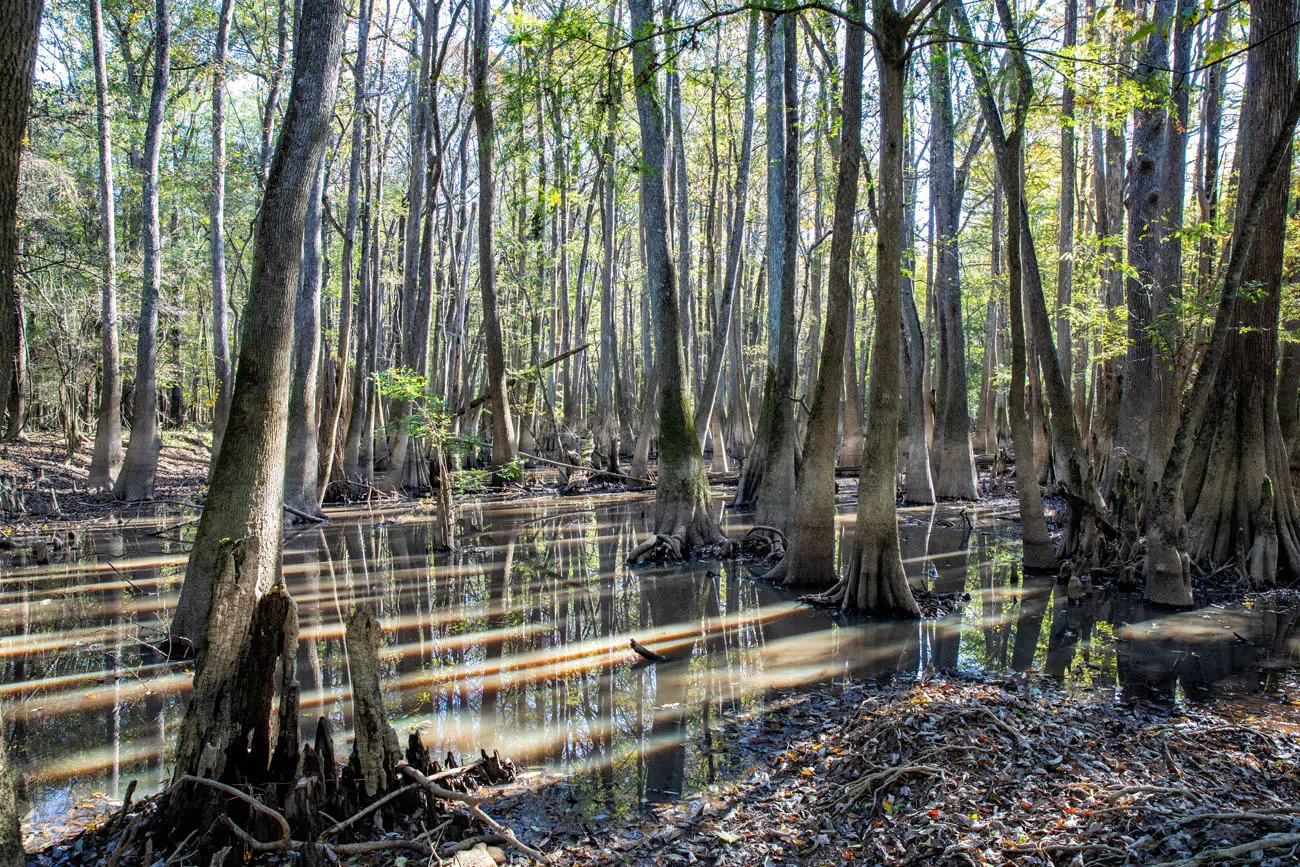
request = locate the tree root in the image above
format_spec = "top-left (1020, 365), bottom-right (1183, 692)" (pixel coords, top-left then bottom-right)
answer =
top-left (739, 525), bottom-right (787, 561)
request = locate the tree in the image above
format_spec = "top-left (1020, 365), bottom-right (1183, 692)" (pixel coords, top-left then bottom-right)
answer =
top-left (926, 3), bottom-right (977, 500)
top-left (766, 0), bottom-right (863, 588)
top-left (810, 0), bottom-right (922, 617)
top-left (1147, 0), bottom-right (1300, 601)
top-left (114, 0), bottom-right (170, 501)
top-left (473, 0), bottom-right (518, 478)
top-left (87, 0), bottom-right (123, 490)
top-left (0, 0), bottom-right (42, 854)
top-left (168, 0), bottom-right (345, 785)
top-left (625, 0), bottom-right (730, 562)
top-left (209, 0), bottom-right (235, 456)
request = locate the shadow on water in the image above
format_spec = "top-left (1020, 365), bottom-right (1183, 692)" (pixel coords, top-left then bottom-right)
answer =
top-left (2, 494), bottom-right (1297, 823)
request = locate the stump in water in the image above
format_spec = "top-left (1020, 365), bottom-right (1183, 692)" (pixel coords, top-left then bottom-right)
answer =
top-left (345, 605), bottom-right (402, 798)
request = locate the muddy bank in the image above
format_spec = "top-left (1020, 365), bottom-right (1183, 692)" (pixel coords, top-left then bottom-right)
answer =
top-left (497, 675), bottom-right (1300, 865)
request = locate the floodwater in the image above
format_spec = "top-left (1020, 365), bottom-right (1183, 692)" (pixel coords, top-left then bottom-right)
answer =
top-left (2, 491), bottom-right (1297, 828)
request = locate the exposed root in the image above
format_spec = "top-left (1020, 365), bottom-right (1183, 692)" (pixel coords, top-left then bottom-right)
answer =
top-left (739, 525), bottom-right (787, 561)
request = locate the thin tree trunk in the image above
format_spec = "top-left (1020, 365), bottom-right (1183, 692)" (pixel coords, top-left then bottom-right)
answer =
top-left (595, 3), bottom-right (623, 473)
top-left (283, 156), bottom-right (326, 517)
top-left (114, 0), bottom-right (170, 501)
top-left (209, 0), bottom-right (235, 456)
top-left (473, 0), bottom-right (517, 475)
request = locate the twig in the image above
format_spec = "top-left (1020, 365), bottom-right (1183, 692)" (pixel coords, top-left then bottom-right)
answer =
top-left (518, 451), bottom-right (651, 485)
top-left (319, 782), bottom-right (420, 840)
top-left (105, 816), bottom-right (142, 867)
top-left (179, 774), bottom-right (292, 842)
top-left (107, 779), bottom-right (138, 835)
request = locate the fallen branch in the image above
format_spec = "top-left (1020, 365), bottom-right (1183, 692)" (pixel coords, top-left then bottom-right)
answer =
top-left (1152, 832), bottom-right (1300, 865)
top-left (319, 782), bottom-right (420, 840)
top-left (518, 451), bottom-right (651, 485)
top-left (284, 503), bottom-right (327, 523)
top-left (396, 763), bottom-right (552, 864)
top-left (178, 774), bottom-right (291, 842)
top-left (630, 638), bottom-right (670, 663)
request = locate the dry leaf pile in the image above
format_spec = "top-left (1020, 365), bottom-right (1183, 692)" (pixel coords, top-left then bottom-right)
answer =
top-left (539, 678), bottom-right (1300, 866)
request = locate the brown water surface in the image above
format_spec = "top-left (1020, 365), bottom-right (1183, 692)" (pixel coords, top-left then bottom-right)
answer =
top-left (3, 492), bottom-right (1297, 826)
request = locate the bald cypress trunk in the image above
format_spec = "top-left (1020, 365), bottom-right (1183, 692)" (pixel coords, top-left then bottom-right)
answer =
top-left (927, 4), bottom-right (977, 500)
top-left (88, 0), bottom-right (124, 490)
top-left (811, 0), bottom-right (918, 617)
top-left (595, 5), bottom-right (622, 473)
top-left (0, 0), bottom-right (40, 855)
top-left (115, 0), bottom-right (169, 501)
top-left (766, 0), bottom-right (863, 588)
top-left (168, 0), bottom-right (343, 693)
top-left (473, 0), bottom-right (518, 476)
top-left (625, 0), bottom-right (729, 562)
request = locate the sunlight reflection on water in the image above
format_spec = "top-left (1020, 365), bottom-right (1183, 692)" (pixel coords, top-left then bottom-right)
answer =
top-left (2, 491), bottom-right (1296, 824)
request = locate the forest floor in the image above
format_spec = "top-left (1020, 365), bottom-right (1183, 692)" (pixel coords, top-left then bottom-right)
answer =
top-left (495, 674), bottom-right (1300, 866)
top-left (0, 430), bottom-right (211, 518)
top-left (26, 674), bottom-right (1300, 866)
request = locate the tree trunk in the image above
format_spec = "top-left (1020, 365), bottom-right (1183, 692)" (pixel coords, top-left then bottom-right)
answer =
top-left (209, 0), bottom-right (235, 457)
top-left (283, 156), bottom-right (326, 518)
top-left (901, 120), bottom-right (933, 505)
top-left (1174, 0), bottom-right (1300, 592)
top-left (927, 5), bottom-right (977, 499)
top-left (1114, 0), bottom-right (1173, 494)
top-left (88, 0), bottom-right (124, 490)
top-left (733, 13), bottom-right (796, 528)
top-left (766, 0), bottom-right (863, 588)
top-left (318, 0), bottom-right (369, 499)
top-left (473, 0), bottom-right (518, 477)
top-left (114, 0), bottom-right (169, 501)
top-left (0, 0), bottom-right (40, 856)
top-left (625, 0), bottom-right (729, 562)
top-left (812, 0), bottom-right (918, 617)
top-left (595, 5), bottom-right (622, 474)
top-left (694, 11), bottom-right (758, 452)
top-left (169, 0), bottom-right (344, 649)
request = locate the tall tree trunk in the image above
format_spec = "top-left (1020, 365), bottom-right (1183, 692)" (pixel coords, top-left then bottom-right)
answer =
top-left (1114, 0), bottom-right (1173, 494)
top-left (694, 11), bottom-right (758, 451)
top-left (473, 0), bottom-right (518, 476)
top-left (625, 0), bottom-right (729, 562)
top-left (901, 123), bottom-right (933, 505)
top-left (0, 0), bottom-right (41, 856)
top-left (209, 0), bottom-right (235, 456)
top-left (168, 0), bottom-right (343, 662)
top-left (813, 0), bottom-right (918, 617)
top-left (766, 0), bottom-right (863, 588)
top-left (1167, 0), bottom-right (1300, 593)
top-left (114, 0), bottom-right (170, 501)
top-left (595, 3), bottom-right (622, 474)
top-left (88, 0), bottom-right (124, 489)
top-left (927, 4), bottom-right (977, 499)
top-left (734, 12), bottom-right (796, 526)
top-left (318, 0), bottom-right (370, 499)
top-left (283, 156), bottom-right (326, 518)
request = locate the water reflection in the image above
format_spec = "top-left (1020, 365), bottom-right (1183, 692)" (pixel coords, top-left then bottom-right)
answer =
top-left (2, 494), bottom-right (1297, 824)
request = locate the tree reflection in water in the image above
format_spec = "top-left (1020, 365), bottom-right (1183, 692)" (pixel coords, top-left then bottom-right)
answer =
top-left (1, 497), bottom-right (1295, 824)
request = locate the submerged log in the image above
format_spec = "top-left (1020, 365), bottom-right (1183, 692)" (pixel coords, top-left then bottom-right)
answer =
top-left (629, 638), bottom-right (670, 663)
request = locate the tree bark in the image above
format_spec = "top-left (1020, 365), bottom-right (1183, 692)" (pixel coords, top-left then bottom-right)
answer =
top-left (283, 156), bottom-right (326, 518)
top-left (813, 0), bottom-right (918, 617)
top-left (209, 0), bottom-right (235, 457)
top-left (88, 0), bottom-right (124, 490)
top-left (625, 0), bottom-right (729, 561)
top-left (595, 4), bottom-right (622, 474)
top-left (927, 4), bottom-right (977, 499)
top-left (169, 0), bottom-right (344, 648)
top-left (114, 0), bottom-right (169, 501)
top-left (1114, 0), bottom-right (1173, 493)
top-left (473, 0), bottom-right (518, 477)
top-left (766, 0), bottom-right (863, 588)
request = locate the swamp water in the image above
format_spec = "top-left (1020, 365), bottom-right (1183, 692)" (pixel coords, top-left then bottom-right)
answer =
top-left (2, 491), bottom-right (1297, 830)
